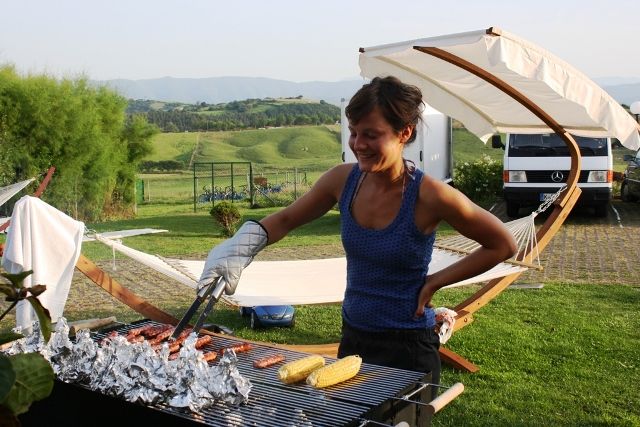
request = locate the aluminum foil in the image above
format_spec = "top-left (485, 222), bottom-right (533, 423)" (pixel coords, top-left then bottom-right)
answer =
top-left (2, 318), bottom-right (252, 412)
top-left (4, 320), bottom-right (46, 355)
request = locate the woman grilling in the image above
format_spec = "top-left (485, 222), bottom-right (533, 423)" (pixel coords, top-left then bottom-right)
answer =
top-left (198, 76), bottom-right (517, 391)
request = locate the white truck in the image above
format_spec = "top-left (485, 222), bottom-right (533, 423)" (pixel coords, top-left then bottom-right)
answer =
top-left (492, 133), bottom-right (613, 217)
top-left (341, 100), bottom-right (453, 183)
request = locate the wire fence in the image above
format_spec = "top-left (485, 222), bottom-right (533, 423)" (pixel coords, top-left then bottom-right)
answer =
top-left (137, 163), bottom-right (319, 211)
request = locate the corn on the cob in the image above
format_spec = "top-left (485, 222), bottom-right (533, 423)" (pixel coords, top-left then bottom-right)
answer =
top-left (277, 355), bottom-right (325, 384)
top-left (306, 355), bottom-right (362, 388)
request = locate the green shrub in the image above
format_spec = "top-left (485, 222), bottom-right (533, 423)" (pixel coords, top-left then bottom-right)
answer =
top-left (453, 154), bottom-right (503, 203)
top-left (210, 201), bottom-right (241, 236)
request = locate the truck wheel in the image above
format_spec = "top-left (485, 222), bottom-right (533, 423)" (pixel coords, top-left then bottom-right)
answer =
top-left (621, 182), bottom-right (637, 202)
top-left (594, 203), bottom-right (608, 217)
top-left (506, 201), bottom-right (520, 218)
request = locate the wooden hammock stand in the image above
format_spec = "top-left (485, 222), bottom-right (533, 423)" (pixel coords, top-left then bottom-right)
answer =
top-left (0, 42), bottom-right (585, 372)
top-left (73, 54), bottom-right (582, 371)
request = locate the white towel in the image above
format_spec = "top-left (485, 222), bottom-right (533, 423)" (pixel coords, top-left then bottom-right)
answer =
top-left (1, 196), bottom-right (84, 330)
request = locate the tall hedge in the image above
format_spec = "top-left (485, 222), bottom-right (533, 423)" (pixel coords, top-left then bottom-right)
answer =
top-left (0, 66), bottom-right (157, 220)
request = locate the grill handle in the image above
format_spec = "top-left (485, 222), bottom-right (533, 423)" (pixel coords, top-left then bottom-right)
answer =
top-left (426, 382), bottom-right (464, 414)
top-left (392, 381), bottom-right (465, 415)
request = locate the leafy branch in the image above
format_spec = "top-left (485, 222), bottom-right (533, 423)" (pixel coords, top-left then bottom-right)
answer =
top-left (0, 270), bottom-right (54, 425)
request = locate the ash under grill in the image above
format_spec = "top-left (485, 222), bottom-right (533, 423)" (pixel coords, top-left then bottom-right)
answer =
top-left (21, 320), bottom-right (435, 427)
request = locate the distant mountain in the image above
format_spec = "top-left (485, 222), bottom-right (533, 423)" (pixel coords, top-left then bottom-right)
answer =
top-left (91, 76), bottom-right (364, 106)
top-left (601, 83), bottom-right (640, 106)
top-left (92, 75), bottom-right (640, 108)
top-left (594, 76), bottom-right (640, 87)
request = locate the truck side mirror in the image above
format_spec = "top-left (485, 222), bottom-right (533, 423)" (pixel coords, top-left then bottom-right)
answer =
top-left (491, 134), bottom-right (505, 150)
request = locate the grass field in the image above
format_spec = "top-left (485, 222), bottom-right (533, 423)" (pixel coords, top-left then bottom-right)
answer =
top-left (147, 125), bottom-right (342, 171)
top-left (140, 126), bottom-right (635, 207)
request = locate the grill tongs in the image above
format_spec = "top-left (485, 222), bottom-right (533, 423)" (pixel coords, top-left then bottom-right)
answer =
top-left (171, 277), bottom-right (225, 339)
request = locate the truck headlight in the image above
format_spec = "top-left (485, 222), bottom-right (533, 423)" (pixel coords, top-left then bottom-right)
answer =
top-left (587, 170), bottom-right (611, 183)
top-left (507, 171), bottom-right (527, 183)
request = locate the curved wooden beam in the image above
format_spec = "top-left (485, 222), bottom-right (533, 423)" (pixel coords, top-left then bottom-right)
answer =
top-left (414, 44), bottom-right (583, 371)
top-left (75, 254), bottom-right (178, 325)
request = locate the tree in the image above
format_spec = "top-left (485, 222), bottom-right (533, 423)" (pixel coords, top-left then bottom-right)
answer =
top-left (0, 66), bottom-right (157, 220)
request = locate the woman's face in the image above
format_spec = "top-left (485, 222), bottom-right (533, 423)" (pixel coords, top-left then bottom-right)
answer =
top-left (348, 107), bottom-right (410, 173)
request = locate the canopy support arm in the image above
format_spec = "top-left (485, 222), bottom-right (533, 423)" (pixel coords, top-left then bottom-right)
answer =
top-left (415, 45), bottom-right (583, 372)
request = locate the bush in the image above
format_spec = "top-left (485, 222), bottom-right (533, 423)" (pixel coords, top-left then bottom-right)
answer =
top-left (210, 201), bottom-right (241, 236)
top-left (453, 155), bottom-right (503, 203)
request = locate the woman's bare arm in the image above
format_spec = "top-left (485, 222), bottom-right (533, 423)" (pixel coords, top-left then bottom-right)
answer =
top-left (415, 178), bottom-right (517, 316)
top-left (259, 164), bottom-right (352, 244)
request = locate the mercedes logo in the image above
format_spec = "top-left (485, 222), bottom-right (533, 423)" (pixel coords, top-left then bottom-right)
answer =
top-left (550, 171), bottom-right (564, 182)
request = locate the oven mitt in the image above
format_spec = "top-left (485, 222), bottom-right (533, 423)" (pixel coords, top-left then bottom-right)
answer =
top-left (198, 220), bottom-right (269, 295)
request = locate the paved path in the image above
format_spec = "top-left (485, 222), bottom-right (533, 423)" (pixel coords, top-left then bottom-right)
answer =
top-left (493, 199), bottom-right (640, 285)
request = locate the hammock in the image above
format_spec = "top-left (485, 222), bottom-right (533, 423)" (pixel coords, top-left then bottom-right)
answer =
top-left (88, 203), bottom-right (547, 307)
top-left (0, 178), bottom-right (37, 232)
top-left (0, 178), bottom-right (35, 209)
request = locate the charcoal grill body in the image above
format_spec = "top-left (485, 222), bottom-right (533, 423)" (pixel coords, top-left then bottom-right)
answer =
top-left (20, 320), bottom-right (436, 427)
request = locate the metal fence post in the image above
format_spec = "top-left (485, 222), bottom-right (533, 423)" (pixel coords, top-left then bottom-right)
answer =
top-left (249, 162), bottom-right (255, 207)
top-left (230, 163), bottom-right (235, 203)
top-left (193, 165), bottom-right (197, 212)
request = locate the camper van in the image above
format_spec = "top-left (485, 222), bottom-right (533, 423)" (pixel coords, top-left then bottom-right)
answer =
top-left (493, 133), bottom-right (612, 217)
top-left (341, 100), bottom-right (453, 183)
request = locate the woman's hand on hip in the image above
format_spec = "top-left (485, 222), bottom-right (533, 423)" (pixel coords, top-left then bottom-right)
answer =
top-left (415, 277), bottom-right (437, 318)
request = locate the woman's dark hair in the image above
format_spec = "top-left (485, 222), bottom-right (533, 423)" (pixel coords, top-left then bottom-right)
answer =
top-left (345, 76), bottom-right (424, 143)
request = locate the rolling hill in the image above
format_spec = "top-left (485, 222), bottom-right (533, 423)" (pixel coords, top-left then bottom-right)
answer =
top-left (146, 125), bottom-right (343, 172)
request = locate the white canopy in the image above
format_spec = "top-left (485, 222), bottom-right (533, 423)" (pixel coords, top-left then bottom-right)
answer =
top-left (359, 27), bottom-right (640, 150)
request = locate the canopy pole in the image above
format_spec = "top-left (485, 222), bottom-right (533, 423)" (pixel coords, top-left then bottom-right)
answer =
top-left (415, 45), bottom-right (583, 372)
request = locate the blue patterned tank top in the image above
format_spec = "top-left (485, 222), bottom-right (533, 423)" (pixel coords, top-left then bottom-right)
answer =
top-left (340, 164), bottom-right (436, 331)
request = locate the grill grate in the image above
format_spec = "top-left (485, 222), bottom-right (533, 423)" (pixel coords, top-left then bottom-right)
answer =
top-left (24, 320), bottom-right (432, 426)
top-left (116, 320), bottom-right (429, 426)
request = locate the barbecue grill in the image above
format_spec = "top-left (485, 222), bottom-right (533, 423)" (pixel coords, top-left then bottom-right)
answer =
top-left (20, 320), bottom-right (461, 426)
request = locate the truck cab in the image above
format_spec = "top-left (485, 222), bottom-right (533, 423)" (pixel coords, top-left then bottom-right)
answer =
top-left (494, 133), bottom-right (612, 217)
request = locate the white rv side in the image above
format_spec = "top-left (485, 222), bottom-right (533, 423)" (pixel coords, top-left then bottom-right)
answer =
top-left (341, 100), bottom-right (453, 183)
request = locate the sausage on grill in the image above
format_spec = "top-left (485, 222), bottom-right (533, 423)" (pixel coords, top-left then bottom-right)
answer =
top-left (203, 351), bottom-right (218, 362)
top-left (148, 327), bottom-right (175, 346)
top-left (195, 335), bottom-right (213, 349)
top-left (218, 342), bottom-right (253, 356)
top-left (142, 324), bottom-right (173, 338)
top-left (253, 354), bottom-right (285, 369)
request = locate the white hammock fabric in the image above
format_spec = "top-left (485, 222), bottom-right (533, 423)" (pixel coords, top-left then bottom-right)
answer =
top-left (91, 211), bottom-right (538, 307)
top-left (82, 228), bottom-right (168, 242)
top-left (0, 178), bottom-right (35, 208)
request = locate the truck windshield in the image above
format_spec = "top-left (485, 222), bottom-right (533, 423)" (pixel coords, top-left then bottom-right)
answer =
top-left (509, 134), bottom-right (608, 157)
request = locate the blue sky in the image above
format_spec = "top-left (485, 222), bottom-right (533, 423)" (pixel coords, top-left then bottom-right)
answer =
top-left (1, 0), bottom-right (638, 82)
